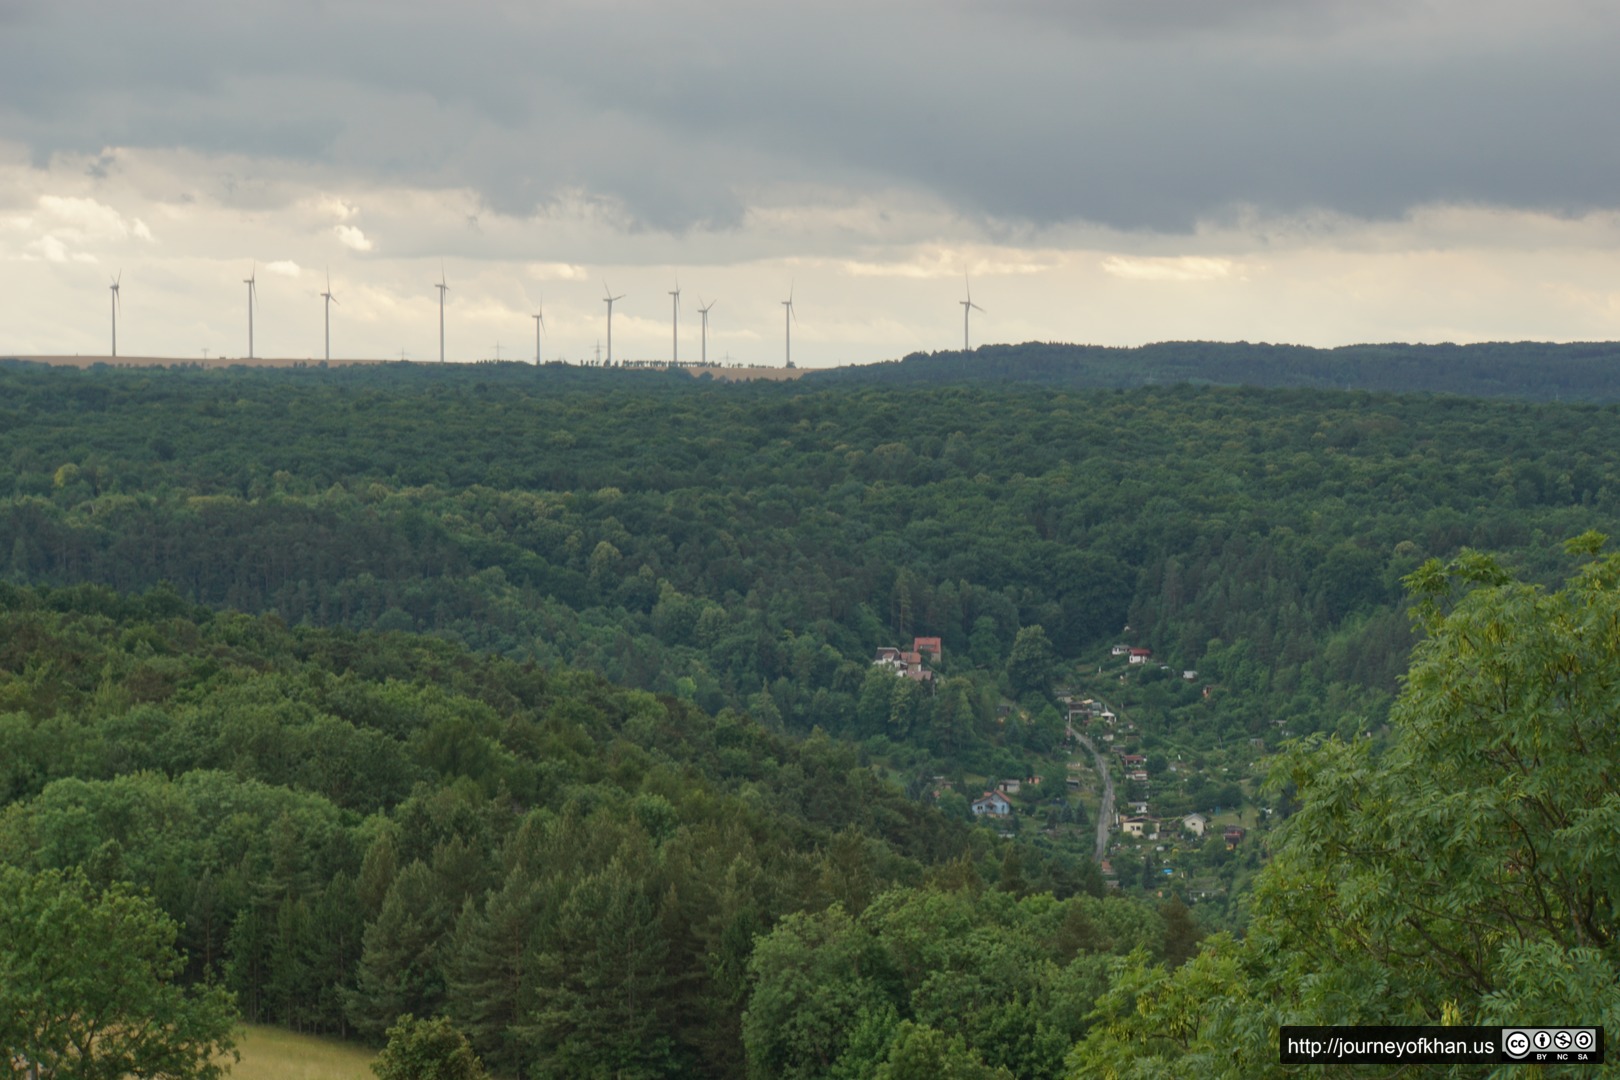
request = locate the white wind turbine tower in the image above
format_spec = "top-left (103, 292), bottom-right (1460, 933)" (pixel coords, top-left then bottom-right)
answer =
top-left (321, 270), bottom-right (339, 362)
top-left (668, 278), bottom-right (681, 365)
top-left (244, 263), bottom-right (258, 359)
top-left (781, 284), bottom-right (796, 369)
top-left (436, 266), bottom-right (450, 362)
top-left (960, 275), bottom-right (984, 351)
top-left (603, 283), bottom-right (625, 364)
top-left (532, 304), bottom-right (545, 365)
top-left (108, 272), bottom-right (121, 358)
top-left (697, 298), bottom-right (716, 366)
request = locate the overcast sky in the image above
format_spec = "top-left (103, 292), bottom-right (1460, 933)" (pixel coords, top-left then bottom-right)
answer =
top-left (3, 0), bottom-right (1619, 367)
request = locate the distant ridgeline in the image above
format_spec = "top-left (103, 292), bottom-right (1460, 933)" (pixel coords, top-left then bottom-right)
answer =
top-left (807, 340), bottom-right (1620, 400)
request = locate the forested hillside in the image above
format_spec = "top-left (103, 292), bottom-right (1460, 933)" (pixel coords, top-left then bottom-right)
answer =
top-left (4, 359), bottom-right (1619, 1075)
top-left (0, 584), bottom-right (1126, 1076)
top-left (5, 359), bottom-right (1618, 753)
top-left (817, 339), bottom-right (1620, 401)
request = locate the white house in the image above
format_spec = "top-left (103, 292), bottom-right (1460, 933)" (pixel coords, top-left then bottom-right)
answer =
top-left (971, 791), bottom-right (1013, 817)
top-left (1121, 815), bottom-right (1157, 838)
top-left (872, 647), bottom-right (934, 683)
top-left (1183, 813), bottom-right (1207, 837)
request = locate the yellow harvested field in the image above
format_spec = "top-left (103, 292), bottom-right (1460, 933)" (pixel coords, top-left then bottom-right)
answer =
top-left (224, 1024), bottom-right (376, 1080)
top-left (680, 363), bottom-right (812, 381)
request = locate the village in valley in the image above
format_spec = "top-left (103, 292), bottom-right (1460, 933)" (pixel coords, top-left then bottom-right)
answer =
top-left (870, 632), bottom-right (1273, 919)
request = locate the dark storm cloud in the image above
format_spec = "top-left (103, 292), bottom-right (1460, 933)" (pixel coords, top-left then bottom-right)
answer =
top-left (4, 0), bottom-right (1618, 232)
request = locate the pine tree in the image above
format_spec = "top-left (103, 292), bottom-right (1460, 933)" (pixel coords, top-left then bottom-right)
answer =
top-left (447, 863), bottom-right (543, 1077)
top-left (348, 860), bottom-right (451, 1040)
top-left (525, 846), bottom-right (679, 1078)
top-left (310, 871), bottom-right (365, 1036)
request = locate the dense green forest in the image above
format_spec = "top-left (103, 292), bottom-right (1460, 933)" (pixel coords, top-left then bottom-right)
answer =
top-left (820, 339), bottom-right (1620, 401)
top-left (3, 357), bottom-right (1618, 1075)
top-left (5, 358), bottom-right (1618, 750)
top-left (0, 583), bottom-right (1133, 1077)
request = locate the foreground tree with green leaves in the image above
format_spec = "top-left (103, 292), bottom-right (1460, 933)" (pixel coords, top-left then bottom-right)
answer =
top-left (743, 887), bottom-right (1166, 1079)
top-left (371, 1014), bottom-right (489, 1080)
top-left (1071, 539), bottom-right (1620, 1077)
top-left (0, 865), bottom-right (237, 1079)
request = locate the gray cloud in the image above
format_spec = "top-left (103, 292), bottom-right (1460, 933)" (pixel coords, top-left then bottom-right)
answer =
top-left (4, 0), bottom-right (1618, 233)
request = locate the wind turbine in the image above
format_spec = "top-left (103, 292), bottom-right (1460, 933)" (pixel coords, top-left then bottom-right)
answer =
top-left (108, 272), bottom-right (121, 358)
top-left (603, 282), bottom-right (625, 364)
top-left (668, 278), bottom-right (682, 365)
top-left (959, 276), bottom-right (984, 352)
top-left (435, 265), bottom-right (450, 362)
top-left (781, 284), bottom-right (795, 369)
top-left (532, 304), bottom-right (545, 365)
top-left (244, 263), bottom-right (258, 359)
top-left (697, 298), bottom-right (716, 366)
top-left (320, 270), bottom-right (339, 362)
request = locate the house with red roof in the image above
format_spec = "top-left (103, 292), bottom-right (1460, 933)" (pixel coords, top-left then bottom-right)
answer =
top-left (971, 791), bottom-right (1013, 817)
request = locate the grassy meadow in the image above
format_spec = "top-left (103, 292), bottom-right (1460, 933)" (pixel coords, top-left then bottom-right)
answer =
top-left (225, 1024), bottom-right (377, 1080)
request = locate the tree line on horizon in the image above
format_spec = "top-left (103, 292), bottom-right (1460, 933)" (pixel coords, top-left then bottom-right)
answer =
top-left (811, 339), bottom-right (1620, 401)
